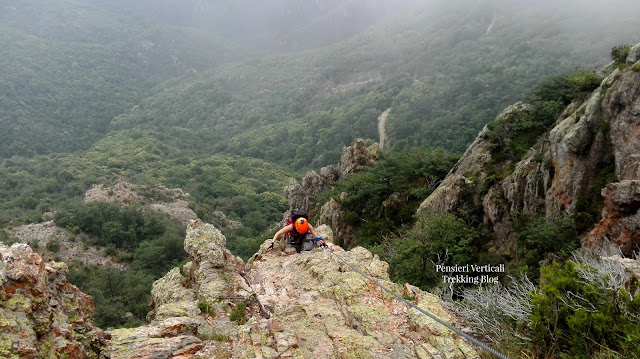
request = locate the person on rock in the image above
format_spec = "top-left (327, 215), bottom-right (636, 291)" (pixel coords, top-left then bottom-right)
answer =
top-left (268, 210), bottom-right (326, 253)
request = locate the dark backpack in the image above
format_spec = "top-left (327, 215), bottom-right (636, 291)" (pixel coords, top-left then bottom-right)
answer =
top-left (286, 209), bottom-right (309, 244)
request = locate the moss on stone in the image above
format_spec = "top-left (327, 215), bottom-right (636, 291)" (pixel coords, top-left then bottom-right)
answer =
top-left (6, 293), bottom-right (31, 312)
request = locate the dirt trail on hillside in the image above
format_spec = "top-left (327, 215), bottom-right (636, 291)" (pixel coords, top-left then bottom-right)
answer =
top-left (378, 108), bottom-right (391, 150)
top-left (485, 9), bottom-right (497, 35)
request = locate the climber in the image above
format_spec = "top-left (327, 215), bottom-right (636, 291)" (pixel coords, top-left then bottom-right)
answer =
top-left (268, 210), bottom-right (326, 253)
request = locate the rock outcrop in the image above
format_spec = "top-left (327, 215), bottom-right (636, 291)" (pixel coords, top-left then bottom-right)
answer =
top-left (11, 221), bottom-right (125, 270)
top-left (285, 139), bottom-right (379, 212)
top-left (0, 243), bottom-right (107, 358)
top-left (285, 139), bottom-right (379, 247)
top-left (106, 220), bottom-right (480, 358)
top-left (419, 44), bottom-right (640, 256)
top-left (587, 181), bottom-right (640, 255)
top-left (85, 176), bottom-right (200, 226)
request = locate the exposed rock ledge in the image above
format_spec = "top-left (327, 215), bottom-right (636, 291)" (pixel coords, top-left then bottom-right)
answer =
top-left (0, 243), bottom-right (108, 358)
top-left (105, 220), bottom-right (480, 358)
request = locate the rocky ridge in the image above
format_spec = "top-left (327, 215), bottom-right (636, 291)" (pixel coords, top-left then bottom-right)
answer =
top-left (285, 139), bottom-right (379, 247)
top-left (0, 243), bottom-right (107, 358)
top-left (104, 220), bottom-right (479, 358)
top-left (420, 45), bottom-right (640, 256)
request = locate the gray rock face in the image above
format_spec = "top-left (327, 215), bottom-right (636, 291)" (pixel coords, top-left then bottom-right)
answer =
top-left (419, 49), bottom-right (640, 256)
top-left (627, 43), bottom-right (640, 64)
top-left (285, 139), bottom-right (378, 214)
top-left (319, 198), bottom-right (353, 247)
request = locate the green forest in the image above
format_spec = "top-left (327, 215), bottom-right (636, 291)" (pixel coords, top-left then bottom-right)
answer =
top-left (1, 0), bottom-right (639, 356)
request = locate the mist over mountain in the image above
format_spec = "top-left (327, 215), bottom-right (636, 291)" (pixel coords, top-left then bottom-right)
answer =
top-left (1, 1), bottom-right (640, 357)
top-left (100, 0), bottom-right (428, 52)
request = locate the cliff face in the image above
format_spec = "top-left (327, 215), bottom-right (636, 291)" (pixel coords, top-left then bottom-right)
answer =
top-left (420, 45), bottom-right (640, 256)
top-left (104, 220), bottom-right (479, 358)
top-left (0, 243), bottom-right (107, 358)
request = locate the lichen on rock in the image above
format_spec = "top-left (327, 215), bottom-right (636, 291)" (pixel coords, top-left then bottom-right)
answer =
top-left (104, 220), bottom-right (479, 358)
top-left (0, 243), bottom-right (107, 358)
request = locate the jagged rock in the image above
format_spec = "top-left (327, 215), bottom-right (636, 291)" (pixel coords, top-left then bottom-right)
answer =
top-left (604, 70), bottom-right (640, 180)
top-left (108, 221), bottom-right (480, 358)
top-left (420, 52), bottom-right (640, 256)
top-left (107, 317), bottom-right (204, 359)
top-left (627, 43), bottom-right (640, 64)
top-left (314, 224), bottom-right (334, 244)
top-left (84, 177), bottom-right (142, 204)
top-left (147, 267), bottom-right (199, 322)
top-left (338, 139), bottom-right (379, 176)
top-left (420, 175), bottom-right (473, 215)
top-left (285, 139), bottom-right (379, 214)
top-left (319, 198), bottom-right (354, 247)
top-left (242, 245), bottom-right (478, 358)
top-left (0, 243), bottom-right (107, 358)
top-left (182, 221), bottom-right (251, 310)
top-left (587, 180), bottom-right (640, 256)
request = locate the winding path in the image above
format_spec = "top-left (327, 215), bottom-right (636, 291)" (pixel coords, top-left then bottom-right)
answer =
top-left (378, 107), bottom-right (391, 150)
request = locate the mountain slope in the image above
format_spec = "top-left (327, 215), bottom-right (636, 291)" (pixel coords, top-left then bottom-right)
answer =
top-left (103, 0), bottom-right (640, 171)
top-left (0, 0), bottom-right (243, 156)
top-left (420, 43), bottom-right (640, 258)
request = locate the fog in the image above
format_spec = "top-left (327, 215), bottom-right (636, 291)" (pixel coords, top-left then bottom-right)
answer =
top-left (98, 0), bottom-right (640, 53)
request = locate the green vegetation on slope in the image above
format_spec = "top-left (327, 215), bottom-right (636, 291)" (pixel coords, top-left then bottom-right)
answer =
top-left (56, 202), bottom-right (187, 328)
top-left (317, 149), bottom-right (459, 245)
top-left (104, 0), bottom-right (640, 173)
top-left (0, 0), bottom-right (243, 156)
top-left (0, 151), bottom-right (290, 257)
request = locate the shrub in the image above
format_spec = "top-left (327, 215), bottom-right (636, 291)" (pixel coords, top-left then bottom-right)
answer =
top-left (530, 256), bottom-right (640, 358)
top-left (229, 301), bottom-right (249, 324)
top-left (516, 216), bottom-right (578, 277)
top-left (448, 250), bottom-right (640, 358)
top-left (197, 301), bottom-right (215, 315)
top-left (385, 212), bottom-right (480, 289)
top-left (46, 239), bottom-right (60, 253)
top-left (611, 44), bottom-right (631, 65)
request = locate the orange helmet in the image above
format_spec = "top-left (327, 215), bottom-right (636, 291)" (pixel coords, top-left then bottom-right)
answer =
top-left (294, 217), bottom-right (309, 234)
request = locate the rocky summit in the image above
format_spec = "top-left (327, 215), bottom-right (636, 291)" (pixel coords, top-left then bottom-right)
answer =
top-left (104, 220), bottom-right (479, 358)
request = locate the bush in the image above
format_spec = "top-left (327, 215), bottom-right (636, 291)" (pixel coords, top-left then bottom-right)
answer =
top-left (611, 44), bottom-right (631, 65)
top-left (229, 301), bottom-right (249, 324)
top-left (516, 216), bottom-right (578, 277)
top-left (324, 149), bottom-right (459, 247)
top-left (384, 212), bottom-right (479, 289)
top-left (46, 239), bottom-right (60, 253)
top-left (449, 251), bottom-right (640, 358)
top-left (530, 258), bottom-right (640, 358)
